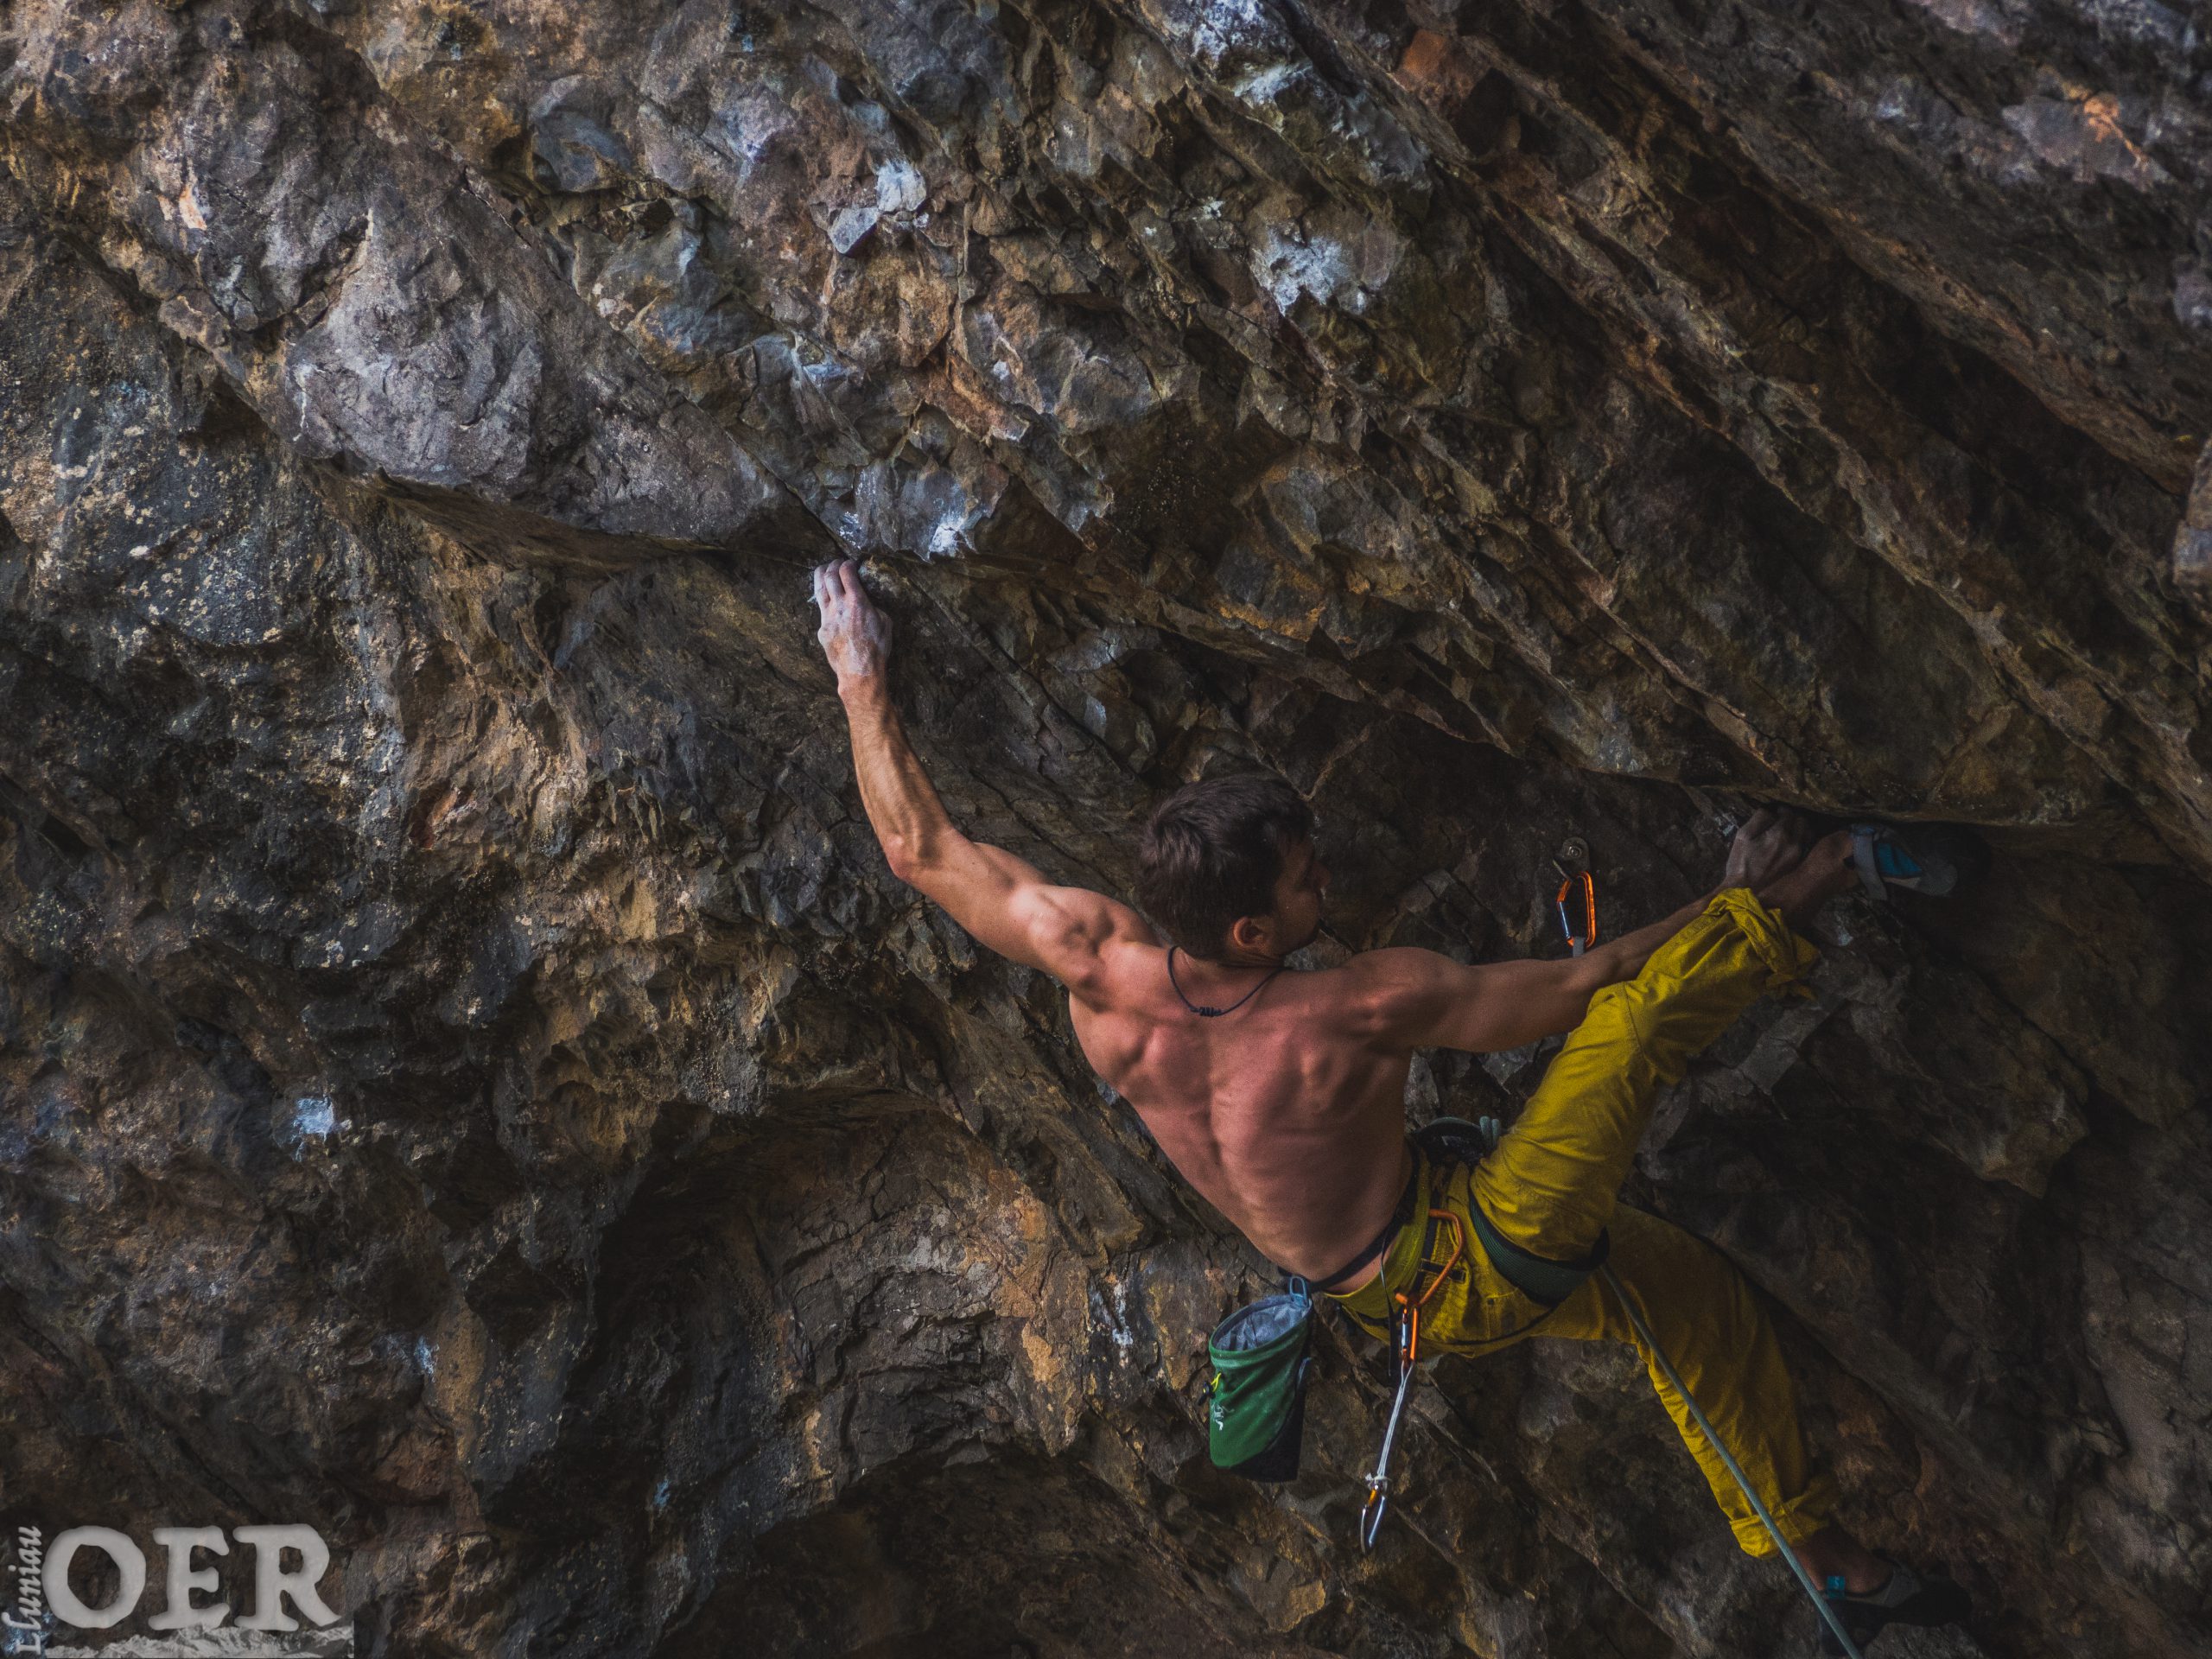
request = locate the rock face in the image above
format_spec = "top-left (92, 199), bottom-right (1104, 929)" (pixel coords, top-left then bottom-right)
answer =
top-left (2, 1), bottom-right (2209, 1655)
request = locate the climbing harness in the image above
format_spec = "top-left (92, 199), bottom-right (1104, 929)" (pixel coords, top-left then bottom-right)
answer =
top-left (1336, 1125), bottom-right (1866, 1655)
top-left (1554, 836), bottom-right (1598, 957)
top-left (1469, 1198), bottom-right (1610, 1306)
top-left (1418, 1117), bottom-right (1609, 1311)
top-left (1355, 1116), bottom-right (1605, 1550)
top-left (1358, 1200), bottom-right (1466, 1550)
top-left (1167, 946), bottom-right (1286, 1017)
top-left (1601, 1262), bottom-right (1867, 1659)
top-left (1206, 1280), bottom-right (1318, 1480)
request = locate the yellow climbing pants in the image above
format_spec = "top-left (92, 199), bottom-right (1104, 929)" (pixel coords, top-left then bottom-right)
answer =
top-left (1331, 887), bottom-right (1840, 1556)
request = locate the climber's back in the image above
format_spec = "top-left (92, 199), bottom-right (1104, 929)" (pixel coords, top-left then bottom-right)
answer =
top-left (1066, 925), bottom-right (1419, 1290)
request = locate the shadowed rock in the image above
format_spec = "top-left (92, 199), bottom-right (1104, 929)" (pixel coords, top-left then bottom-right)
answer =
top-left (2, 3), bottom-right (2209, 1657)
top-left (0, 0), bottom-right (828, 572)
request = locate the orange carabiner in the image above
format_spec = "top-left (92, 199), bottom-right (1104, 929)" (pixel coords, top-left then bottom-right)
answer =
top-left (1555, 870), bottom-right (1598, 956)
top-left (1418, 1209), bottom-right (1466, 1308)
top-left (1394, 1209), bottom-right (1467, 1365)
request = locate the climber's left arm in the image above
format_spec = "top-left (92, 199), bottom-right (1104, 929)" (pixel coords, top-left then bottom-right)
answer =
top-left (817, 559), bottom-right (1153, 995)
top-left (900, 826), bottom-right (1155, 998)
top-left (1347, 809), bottom-right (1807, 1051)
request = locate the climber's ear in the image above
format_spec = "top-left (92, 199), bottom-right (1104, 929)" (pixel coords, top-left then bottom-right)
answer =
top-left (1224, 912), bottom-right (1275, 956)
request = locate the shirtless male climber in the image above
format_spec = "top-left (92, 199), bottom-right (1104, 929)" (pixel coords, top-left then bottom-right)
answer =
top-left (811, 556), bottom-right (1972, 1651)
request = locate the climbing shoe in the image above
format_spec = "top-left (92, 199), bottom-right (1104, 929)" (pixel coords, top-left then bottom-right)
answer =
top-left (1847, 822), bottom-right (1989, 900)
top-left (1818, 1560), bottom-right (1973, 1654)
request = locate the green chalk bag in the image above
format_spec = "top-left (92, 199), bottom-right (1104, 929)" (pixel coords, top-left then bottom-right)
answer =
top-left (1205, 1281), bottom-right (1316, 1481)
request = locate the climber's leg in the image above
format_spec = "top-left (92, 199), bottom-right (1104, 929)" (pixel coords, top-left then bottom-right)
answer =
top-left (1468, 887), bottom-right (1817, 1263)
top-left (1542, 1205), bottom-right (1838, 1556)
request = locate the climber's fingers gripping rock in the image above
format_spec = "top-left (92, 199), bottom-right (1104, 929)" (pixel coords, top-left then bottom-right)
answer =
top-left (813, 557), bottom-right (893, 684)
top-left (1721, 806), bottom-right (1809, 893)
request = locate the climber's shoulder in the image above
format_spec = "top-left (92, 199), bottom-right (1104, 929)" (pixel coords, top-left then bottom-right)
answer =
top-left (906, 836), bottom-right (1154, 994)
top-left (1329, 946), bottom-right (1474, 1039)
top-left (991, 878), bottom-right (1154, 995)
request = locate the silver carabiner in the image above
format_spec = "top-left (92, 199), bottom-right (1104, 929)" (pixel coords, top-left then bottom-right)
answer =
top-left (1358, 1476), bottom-right (1391, 1550)
top-left (1359, 1306), bottom-right (1420, 1551)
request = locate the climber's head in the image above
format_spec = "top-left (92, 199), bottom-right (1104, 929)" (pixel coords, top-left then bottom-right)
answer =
top-left (1135, 772), bottom-right (1327, 963)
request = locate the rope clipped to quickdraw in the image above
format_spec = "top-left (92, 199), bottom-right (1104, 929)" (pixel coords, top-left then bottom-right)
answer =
top-left (1358, 1207), bottom-right (1466, 1550)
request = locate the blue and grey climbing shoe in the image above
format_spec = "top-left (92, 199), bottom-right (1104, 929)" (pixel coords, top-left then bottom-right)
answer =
top-left (1818, 1560), bottom-right (1973, 1654)
top-left (1847, 823), bottom-right (1989, 900)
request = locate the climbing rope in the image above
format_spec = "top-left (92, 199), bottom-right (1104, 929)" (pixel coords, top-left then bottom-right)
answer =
top-left (1535, 840), bottom-right (1864, 1655)
top-left (1599, 1262), bottom-right (1866, 1659)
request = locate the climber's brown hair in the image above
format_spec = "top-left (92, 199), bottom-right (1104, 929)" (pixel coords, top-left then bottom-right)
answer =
top-left (1135, 772), bottom-right (1315, 960)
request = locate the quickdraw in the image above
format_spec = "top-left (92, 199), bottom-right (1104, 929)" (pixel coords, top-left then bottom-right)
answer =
top-left (1357, 1206), bottom-right (1467, 1550)
top-left (1555, 871), bottom-right (1596, 956)
top-left (1554, 836), bottom-right (1598, 957)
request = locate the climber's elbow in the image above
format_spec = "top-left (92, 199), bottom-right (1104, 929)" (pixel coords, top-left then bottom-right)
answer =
top-left (879, 832), bottom-right (911, 881)
top-left (880, 832), bottom-right (931, 885)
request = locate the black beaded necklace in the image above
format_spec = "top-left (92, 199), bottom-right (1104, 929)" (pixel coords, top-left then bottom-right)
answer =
top-left (1166, 946), bottom-right (1286, 1017)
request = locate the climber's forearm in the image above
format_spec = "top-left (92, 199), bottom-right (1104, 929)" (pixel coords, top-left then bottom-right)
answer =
top-left (837, 677), bottom-right (961, 880)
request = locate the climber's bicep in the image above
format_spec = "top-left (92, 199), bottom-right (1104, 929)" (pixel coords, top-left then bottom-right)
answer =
top-left (906, 836), bottom-right (1148, 992)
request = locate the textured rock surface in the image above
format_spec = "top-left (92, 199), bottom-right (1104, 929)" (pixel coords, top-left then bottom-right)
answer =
top-left (2, 1), bottom-right (2209, 1655)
